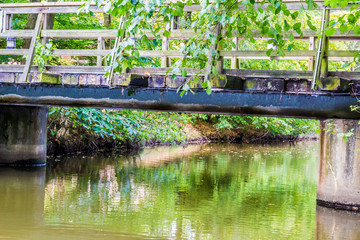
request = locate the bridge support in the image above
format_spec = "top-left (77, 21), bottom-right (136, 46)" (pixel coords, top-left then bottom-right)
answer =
top-left (317, 119), bottom-right (360, 211)
top-left (0, 105), bottom-right (48, 166)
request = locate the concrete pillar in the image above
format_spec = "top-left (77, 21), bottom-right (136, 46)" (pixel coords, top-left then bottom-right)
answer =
top-left (0, 105), bottom-right (48, 166)
top-left (317, 119), bottom-right (360, 211)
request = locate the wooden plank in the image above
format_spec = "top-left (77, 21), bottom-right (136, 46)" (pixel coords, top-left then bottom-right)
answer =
top-left (2, 28), bottom-right (360, 41)
top-left (220, 50), bottom-right (316, 57)
top-left (0, 49), bottom-right (28, 55)
top-left (0, 30), bottom-right (33, 38)
top-left (52, 49), bottom-right (109, 56)
top-left (0, 1), bottom-right (354, 13)
top-left (21, 13), bottom-right (44, 83)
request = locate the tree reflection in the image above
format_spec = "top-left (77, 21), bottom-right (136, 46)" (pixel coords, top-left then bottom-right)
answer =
top-left (44, 143), bottom-right (318, 239)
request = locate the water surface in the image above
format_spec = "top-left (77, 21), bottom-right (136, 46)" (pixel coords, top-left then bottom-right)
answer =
top-left (0, 142), bottom-right (353, 239)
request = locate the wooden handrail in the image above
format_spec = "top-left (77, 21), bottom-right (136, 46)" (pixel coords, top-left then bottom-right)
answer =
top-left (0, 1), bottom-right (354, 14)
top-left (0, 1), bottom-right (359, 84)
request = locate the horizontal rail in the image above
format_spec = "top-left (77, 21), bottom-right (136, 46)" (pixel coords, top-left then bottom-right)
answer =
top-left (0, 1), bottom-right (354, 14)
top-left (1, 65), bottom-right (359, 80)
top-left (0, 48), bottom-right (355, 62)
top-left (1, 29), bottom-right (360, 41)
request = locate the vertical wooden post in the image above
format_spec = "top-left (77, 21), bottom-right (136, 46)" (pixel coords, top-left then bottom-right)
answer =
top-left (215, 24), bottom-right (223, 74)
top-left (41, 13), bottom-right (48, 66)
top-left (172, 16), bottom-right (180, 30)
top-left (5, 14), bottom-right (12, 30)
top-left (320, 12), bottom-right (330, 80)
top-left (231, 37), bottom-right (239, 69)
top-left (0, 9), bottom-right (6, 33)
top-left (161, 20), bottom-right (171, 68)
top-left (205, 23), bottom-right (222, 81)
top-left (97, 37), bottom-right (104, 67)
top-left (109, 15), bottom-right (126, 84)
top-left (21, 13), bottom-right (44, 83)
top-left (308, 37), bottom-right (315, 71)
top-left (312, 7), bottom-right (329, 90)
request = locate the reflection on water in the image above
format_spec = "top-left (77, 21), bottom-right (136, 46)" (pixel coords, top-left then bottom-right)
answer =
top-left (316, 206), bottom-right (360, 240)
top-left (1, 142), bottom-right (357, 239)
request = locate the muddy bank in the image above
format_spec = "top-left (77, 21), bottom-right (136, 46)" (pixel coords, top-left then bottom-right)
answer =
top-left (47, 120), bottom-right (317, 156)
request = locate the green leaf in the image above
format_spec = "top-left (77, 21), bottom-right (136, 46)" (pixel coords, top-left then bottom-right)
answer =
top-left (339, 24), bottom-right (347, 33)
top-left (266, 48), bottom-right (273, 56)
top-left (307, 20), bottom-right (316, 31)
top-left (325, 27), bottom-right (335, 36)
top-left (206, 87), bottom-right (212, 95)
top-left (180, 90), bottom-right (186, 98)
top-left (215, 0), bottom-right (221, 8)
top-left (354, 26), bottom-right (360, 35)
top-left (201, 81), bottom-right (207, 89)
top-left (339, 0), bottom-right (348, 8)
top-left (341, 62), bottom-right (351, 68)
top-left (291, 11), bottom-right (299, 20)
top-left (293, 22), bottom-right (301, 30)
top-left (275, 23), bottom-right (282, 33)
top-left (163, 30), bottom-right (170, 37)
top-left (284, 20), bottom-right (291, 31)
top-left (181, 69), bottom-right (187, 77)
top-left (173, 6), bottom-right (183, 17)
top-left (351, 4), bottom-right (359, 11)
top-left (211, 66), bottom-right (217, 75)
top-left (348, 14), bottom-right (356, 24)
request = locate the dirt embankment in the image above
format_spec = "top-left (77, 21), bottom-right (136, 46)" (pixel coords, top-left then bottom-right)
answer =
top-left (47, 121), bottom-right (316, 156)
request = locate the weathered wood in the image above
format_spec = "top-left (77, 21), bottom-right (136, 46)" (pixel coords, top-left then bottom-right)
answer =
top-left (21, 13), bottom-right (44, 83)
top-left (220, 50), bottom-right (317, 57)
top-left (161, 21), bottom-right (171, 68)
top-left (109, 15), bottom-right (126, 83)
top-left (0, 1), bottom-right (354, 14)
top-left (312, 8), bottom-right (330, 90)
top-left (0, 49), bottom-right (28, 55)
top-left (2, 28), bottom-right (360, 41)
top-left (97, 37), bottom-right (104, 67)
top-left (308, 37), bottom-right (315, 71)
top-left (0, 9), bottom-right (6, 33)
top-left (320, 10), bottom-right (330, 80)
top-left (204, 23), bottom-right (222, 81)
top-left (231, 37), bottom-right (239, 69)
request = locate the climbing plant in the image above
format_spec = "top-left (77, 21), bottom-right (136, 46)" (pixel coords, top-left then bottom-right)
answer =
top-left (80, 0), bottom-right (360, 94)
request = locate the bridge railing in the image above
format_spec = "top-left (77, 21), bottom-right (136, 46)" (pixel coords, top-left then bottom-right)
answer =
top-left (0, 1), bottom-right (359, 89)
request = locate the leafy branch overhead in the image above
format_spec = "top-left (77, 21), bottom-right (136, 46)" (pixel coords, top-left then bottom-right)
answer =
top-left (80, 0), bottom-right (360, 94)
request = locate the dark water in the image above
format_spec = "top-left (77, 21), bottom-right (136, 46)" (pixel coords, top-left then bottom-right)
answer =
top-left (0, 143), bottom-right (359, 239)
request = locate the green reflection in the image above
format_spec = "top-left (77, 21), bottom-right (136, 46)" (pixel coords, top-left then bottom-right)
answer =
top-left (44, 143), bottom-right (318, 239)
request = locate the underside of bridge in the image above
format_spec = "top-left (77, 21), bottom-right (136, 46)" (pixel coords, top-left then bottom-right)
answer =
top-left (0, 82), bottom-right (360, 119)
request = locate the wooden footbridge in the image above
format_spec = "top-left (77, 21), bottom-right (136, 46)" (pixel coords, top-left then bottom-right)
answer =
top-left (1, 1), bottom-right (360, 119)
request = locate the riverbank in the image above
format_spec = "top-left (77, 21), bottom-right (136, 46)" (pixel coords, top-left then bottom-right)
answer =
top-left (47, 108), bottom-right (318, 155)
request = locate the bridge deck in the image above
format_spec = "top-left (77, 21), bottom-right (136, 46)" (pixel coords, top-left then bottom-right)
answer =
top-left (0, 2), bottom-right (360, 119)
